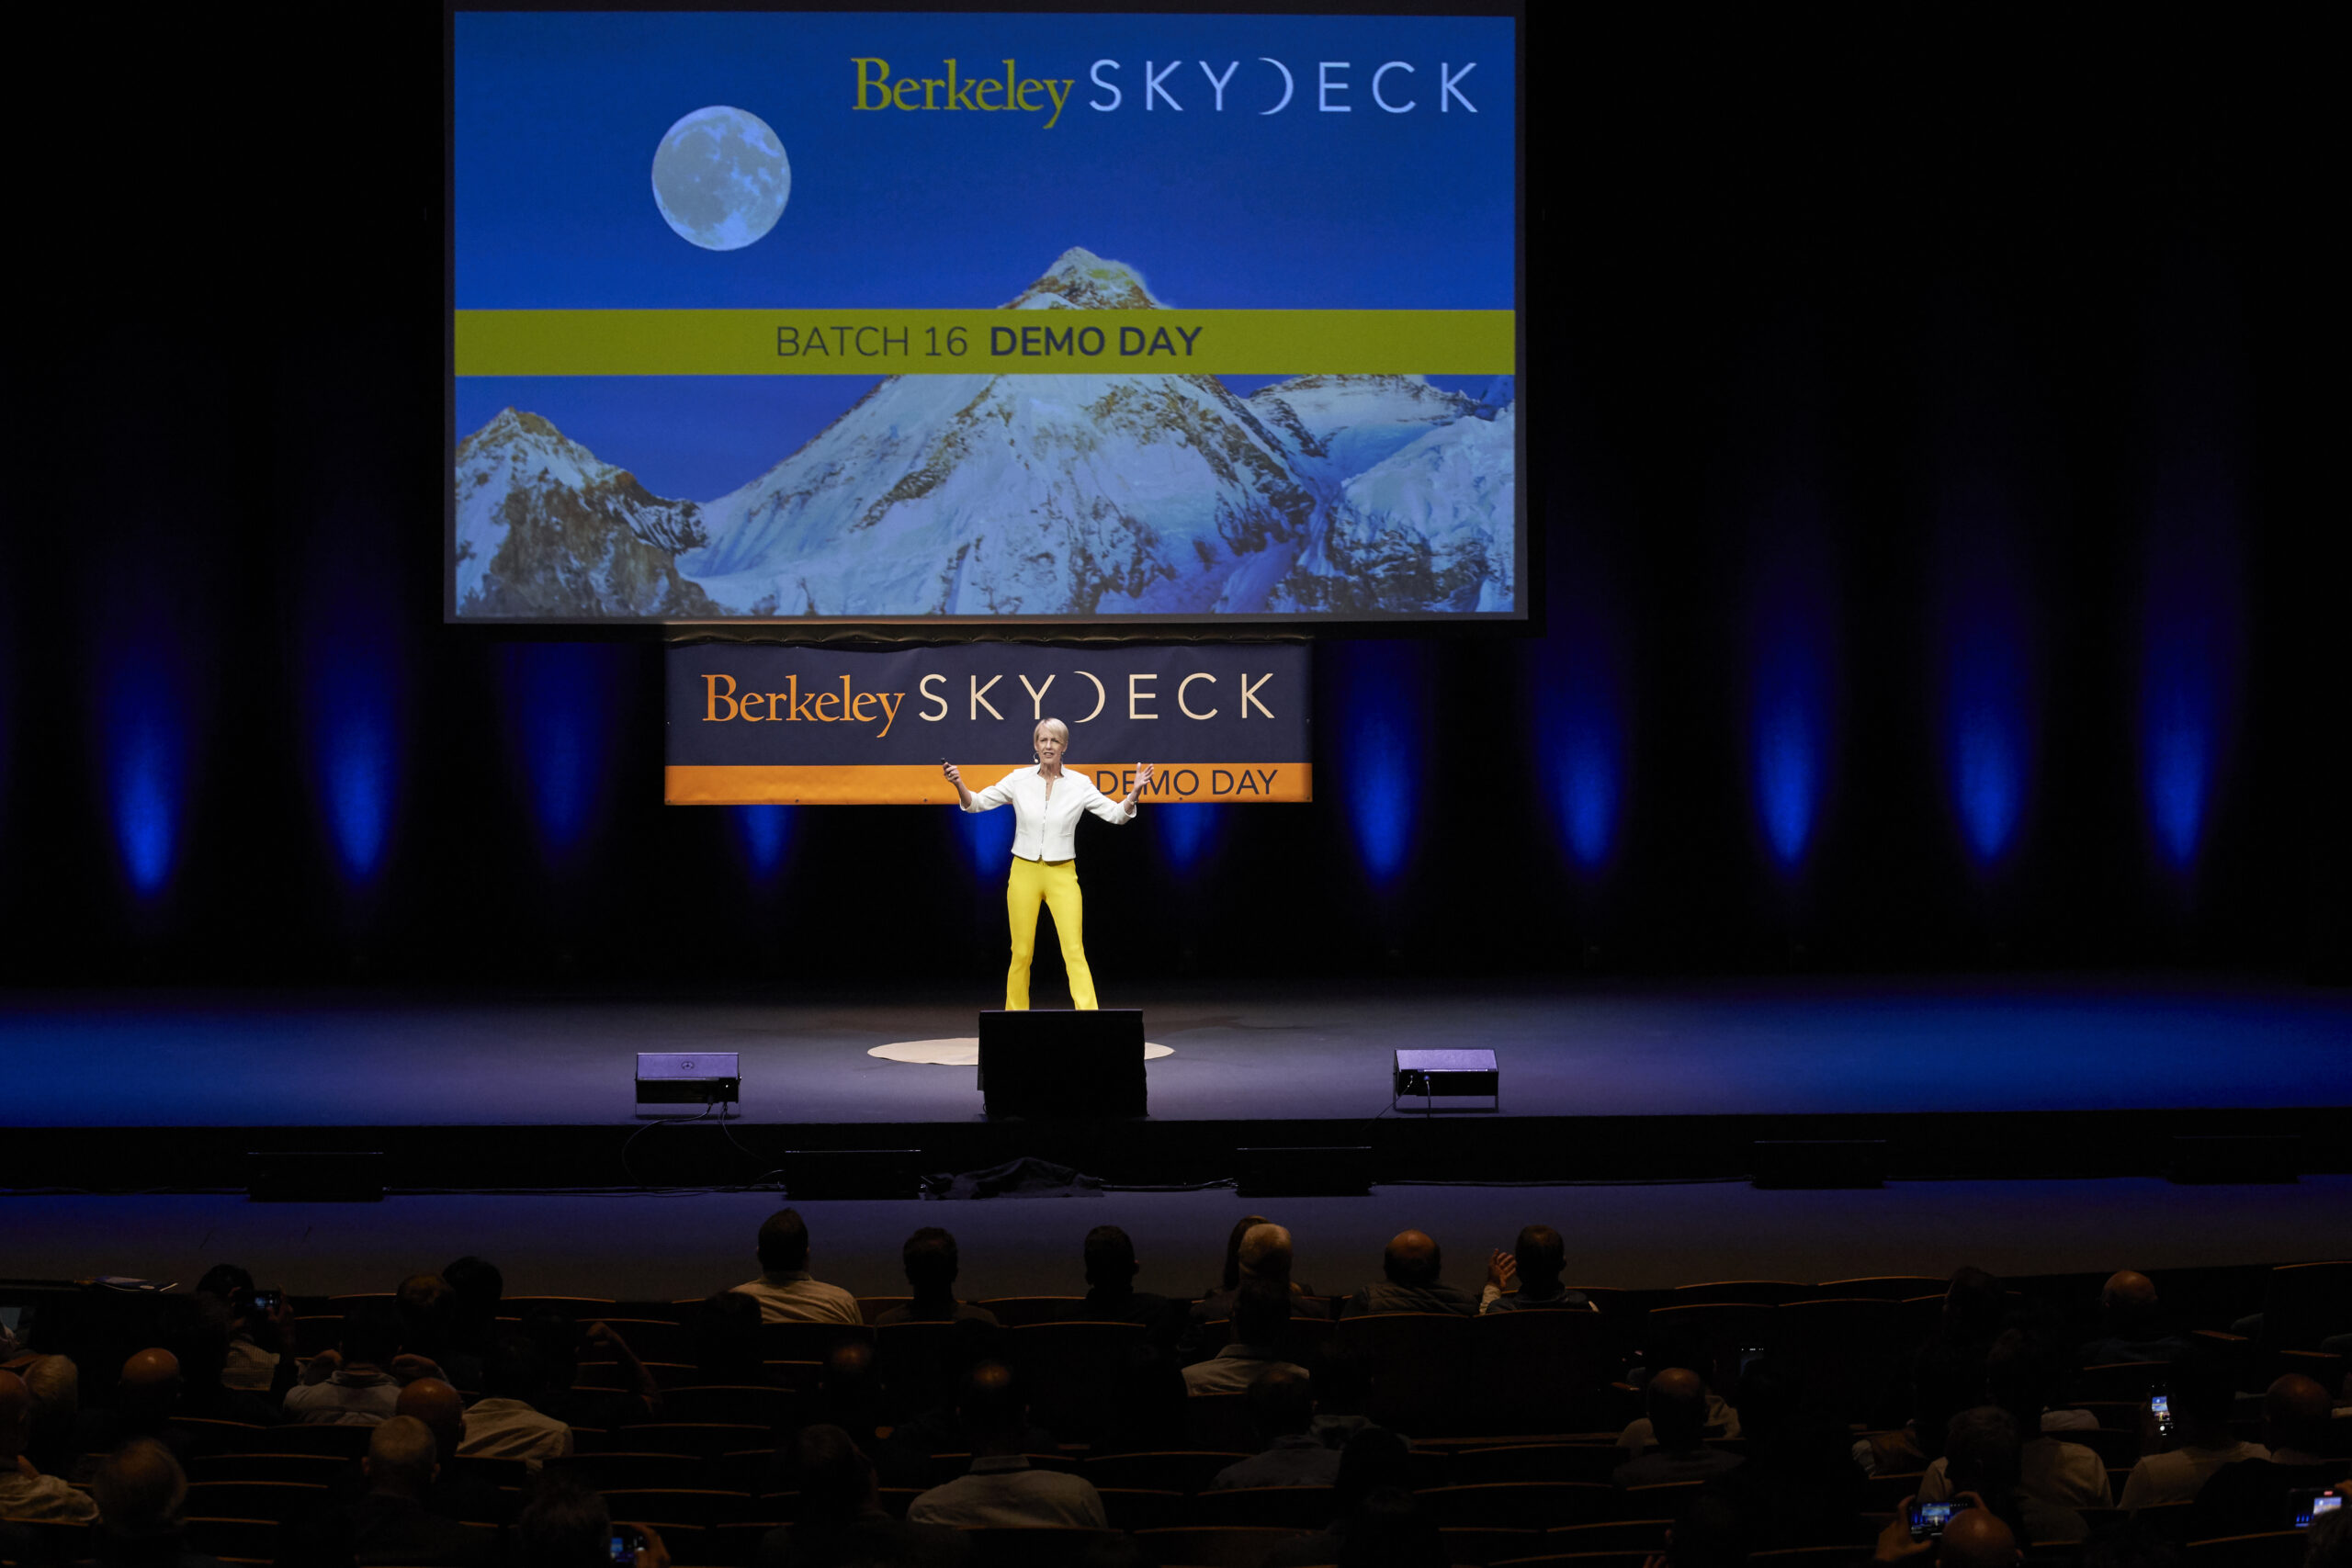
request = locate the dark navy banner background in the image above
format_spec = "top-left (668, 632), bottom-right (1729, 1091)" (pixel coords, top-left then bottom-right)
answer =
top-left (665, 644), bottom-right (1310, 803)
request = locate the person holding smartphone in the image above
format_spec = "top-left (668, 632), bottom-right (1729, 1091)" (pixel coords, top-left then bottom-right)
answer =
top-left (943, 720), bottom-right (1151, 1010)
top-left (1873, 1493), bottom-right (2019, 1566)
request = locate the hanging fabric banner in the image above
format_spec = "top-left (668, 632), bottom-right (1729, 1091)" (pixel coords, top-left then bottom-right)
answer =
top-left (664, 644), bottom-right (1311, 804)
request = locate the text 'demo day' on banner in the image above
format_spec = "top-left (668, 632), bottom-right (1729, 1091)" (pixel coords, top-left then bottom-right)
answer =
top-left (664, 645), bottom-right (1310, 805)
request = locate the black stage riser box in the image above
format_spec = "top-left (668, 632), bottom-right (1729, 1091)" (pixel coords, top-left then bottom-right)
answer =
top-left (978, 1009), bottom-right (1147, 1118)
top-left (786, 1149), bottom-right (923, 1201)
top-left (2166, 1135), bottom-right (2300, 1185)
top-left (246, 1152), bottom-right (388, 1203)
top-left (1238, 1145), bottom-right (1375, 1198)
top-left (1751, 1139), bottom-right (1887, 1190)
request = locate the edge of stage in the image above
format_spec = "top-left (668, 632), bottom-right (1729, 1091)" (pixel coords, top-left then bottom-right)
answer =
top-left (6, 975), bottom-right (2346, 1191)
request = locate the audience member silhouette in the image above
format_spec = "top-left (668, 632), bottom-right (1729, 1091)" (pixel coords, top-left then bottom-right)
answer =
top-left (68, 1348), bottom-right (194, 1480)
top-left (194, 1263), bottom-right (287, 1396)
top-left (386, 1378), bottom-right (509, 1526)
top-left (2079, 1271), bottom-right (2190, 1370)
top-left (876, 1228), bottom-right (999, 1325)
top-left (0, 1367), bottom-right (98, 1522)
top-left (1065, 1225), bottom-right (1182, 1344)
top-left (1306, 1340), bottom-right (1386, 1450)
top-left (1614, 1367), bottom-right (1745, 1487)
top-left (2119, 1346), bottom-right (2267, 1511)
top-left (1921, 1503), bottom-right (2021, 1568)
top-left (733, 1209), bottom-right (861, 1325)
top-left (153, 1293), bottom-right (280, 1427)
top-left (2186, 1372), bottom-right (2347, 1538)
top-left (514, 1311), bottom-right (657, 1430)
top-left (688, 1290), bottom-right (769, 1386)
top-left (904, 1361), bottom-right (1107, 1529)
top-left (288, 1415), bottom-right (494, 1568)
top-left (456, 1335), bottom-right (571, 1465)
top-left (439, 1257), bottom-right (503, 1385)
top-left (85, 1439), bottom-right (212, 1568)
top-left (1265, 1428), bottom-right (1420, 1568)
top-left (1921, 1331), bottom-right (2111, 1512)
top-left (512, 1469), bottom-right (665, 1568)
top-left (1479, 1223), bottom-right (1594, 1314)
top-left (1211, 1365), bottom-right (1342, 1489)
top-left (1341, 1230), bottom-right (1477, 1318)
top-left (1716, 1356), bottom-right (1866, 1547)
top-left (288, 1304), bottom-right (408, 1426)
top-left (1183, 1280), bottom-right (1306, 1395)
top-left (1184, 1221), bottom-right (1327, 1359)
top-left (1944, 1404), bottom-right (2074, 1543)
top-left (754, 1422), bottom-right (966, 1568)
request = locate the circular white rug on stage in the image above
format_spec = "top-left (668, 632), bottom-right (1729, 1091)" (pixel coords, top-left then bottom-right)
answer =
top-left (871, 1037), bottom-right (1173, 1066)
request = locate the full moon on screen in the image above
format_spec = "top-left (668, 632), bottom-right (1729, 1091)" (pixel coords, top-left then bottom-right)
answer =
top-left (651, 106), bottom-right (790, 251)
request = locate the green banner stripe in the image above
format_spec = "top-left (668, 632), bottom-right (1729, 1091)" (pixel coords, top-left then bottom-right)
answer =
top-left (455, 309), bottom-right (1514, 377)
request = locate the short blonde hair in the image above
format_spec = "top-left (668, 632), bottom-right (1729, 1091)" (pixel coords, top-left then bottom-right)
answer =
top-left (1034, 718), bottom-right (1069, 748)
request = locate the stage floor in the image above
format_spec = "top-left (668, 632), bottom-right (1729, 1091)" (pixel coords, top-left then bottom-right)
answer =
top-left (6, 975), bottom-right (2346, 1189)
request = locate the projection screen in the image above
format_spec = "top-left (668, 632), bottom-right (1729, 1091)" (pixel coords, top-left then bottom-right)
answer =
top-left (449, 8), bottom-right (1521, 625)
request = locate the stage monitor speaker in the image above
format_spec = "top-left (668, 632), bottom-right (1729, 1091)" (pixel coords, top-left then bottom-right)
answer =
top-left (637, 1051), bottom-right (741, 1107)
top-left (786, 1149), bottom-right (922, 1201)
top-left (2165, 1134), bottom-right (2300, 1185)
top-left (1392, 1048), bottom-right (1499, 1111)
top-left (1237, 1145), bottom-right (1375, 1198)
top-left (1751, 1139), bottom-right (1886, 1190)
top-left (246, 1152), bottom-right (387, 1203)
top-left (978, 1009), bottom-right (1147, 1118)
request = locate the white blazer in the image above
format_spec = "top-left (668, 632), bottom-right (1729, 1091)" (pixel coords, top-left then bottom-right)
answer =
top-left (963, 765), bottom-right (1134, 861)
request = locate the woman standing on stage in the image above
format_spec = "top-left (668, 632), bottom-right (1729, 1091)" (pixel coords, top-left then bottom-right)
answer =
top-left (943, 721), bottom-right (1153, 1010)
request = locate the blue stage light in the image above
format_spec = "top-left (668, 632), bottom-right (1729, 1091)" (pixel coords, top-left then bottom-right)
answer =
top-left (1335, 641), bottom-right (1423, 888)
top-left (1922, 295), bottom-right (2039, 877)
top-left (2137, 447), bottom-right (2242, 876)
top-left (1154, 799), bottom-right (1226, 875)
top-left (302, 620), bottom-right (401, 888)
top-left (1532, 626), bottom-right (1624, 874)
top-left (498, 643), bottom-right (625, 863)
top-left (1933, 512), bottom-right (2034, 874)
top-left (103, 643), bottom-right (187, 900)
top-left (730, 804), bottom-right (794, 883)
top-left (1748, 613), bottom-right (1829, 875)
top-left (1945, 624), bottom-right (2028, 869)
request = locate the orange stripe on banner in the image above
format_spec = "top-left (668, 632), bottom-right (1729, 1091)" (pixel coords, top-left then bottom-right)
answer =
top-left (664, 764), bottom-right (1313, 806)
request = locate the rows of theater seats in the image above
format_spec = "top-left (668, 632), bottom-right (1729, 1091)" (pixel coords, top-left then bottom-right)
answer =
top-left (5, 1260), bottom-right (2346, 1568)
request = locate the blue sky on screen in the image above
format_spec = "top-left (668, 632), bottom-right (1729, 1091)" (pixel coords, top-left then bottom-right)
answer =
top-left (453, 11), bottom-right (1515, 311)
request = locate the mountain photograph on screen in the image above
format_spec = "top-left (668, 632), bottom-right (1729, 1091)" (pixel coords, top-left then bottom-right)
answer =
top-left (450, 12), bottom-right (1518, 623)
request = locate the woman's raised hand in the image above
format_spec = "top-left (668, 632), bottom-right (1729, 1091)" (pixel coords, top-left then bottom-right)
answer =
top-left (940, 761), bottom-right (962, 785)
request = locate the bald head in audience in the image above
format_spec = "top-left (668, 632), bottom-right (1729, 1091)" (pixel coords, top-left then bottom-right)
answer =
top-left (1938, 1506), bottom-right (2020, 1568)
top-left (115, 1348), bottom-right (185, 1428)
top-left (2100, 1271), bottom-right (2160, 1334)
top-left (396, 1377), bottom-right (467, 1465)
top-left (121, 1348), bottom-right (183, 1395)
top-left (1647, 1368), bottom-right (1710, 1452)
top-left (1383, 1230), bottom-right (1441, 1287)
top-left (93, 1438), bottom-right (188, 1536)
top-left (956, 1360), bottom-right (1027, 1456)
top-left (2260, 1372), bottom-right (2334, 1462)
top-left (364, 1415), bottom-right (440, 1500)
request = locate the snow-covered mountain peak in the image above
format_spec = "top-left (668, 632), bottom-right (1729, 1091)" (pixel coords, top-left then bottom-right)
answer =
top-left (1008, 247), bottom-right (1165, 311)
top-left (456, 406), bottom-right (611, 482)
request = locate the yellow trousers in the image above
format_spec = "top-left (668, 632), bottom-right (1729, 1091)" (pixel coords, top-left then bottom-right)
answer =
top-left (1005, 856), bottom-right (1097, 1010)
